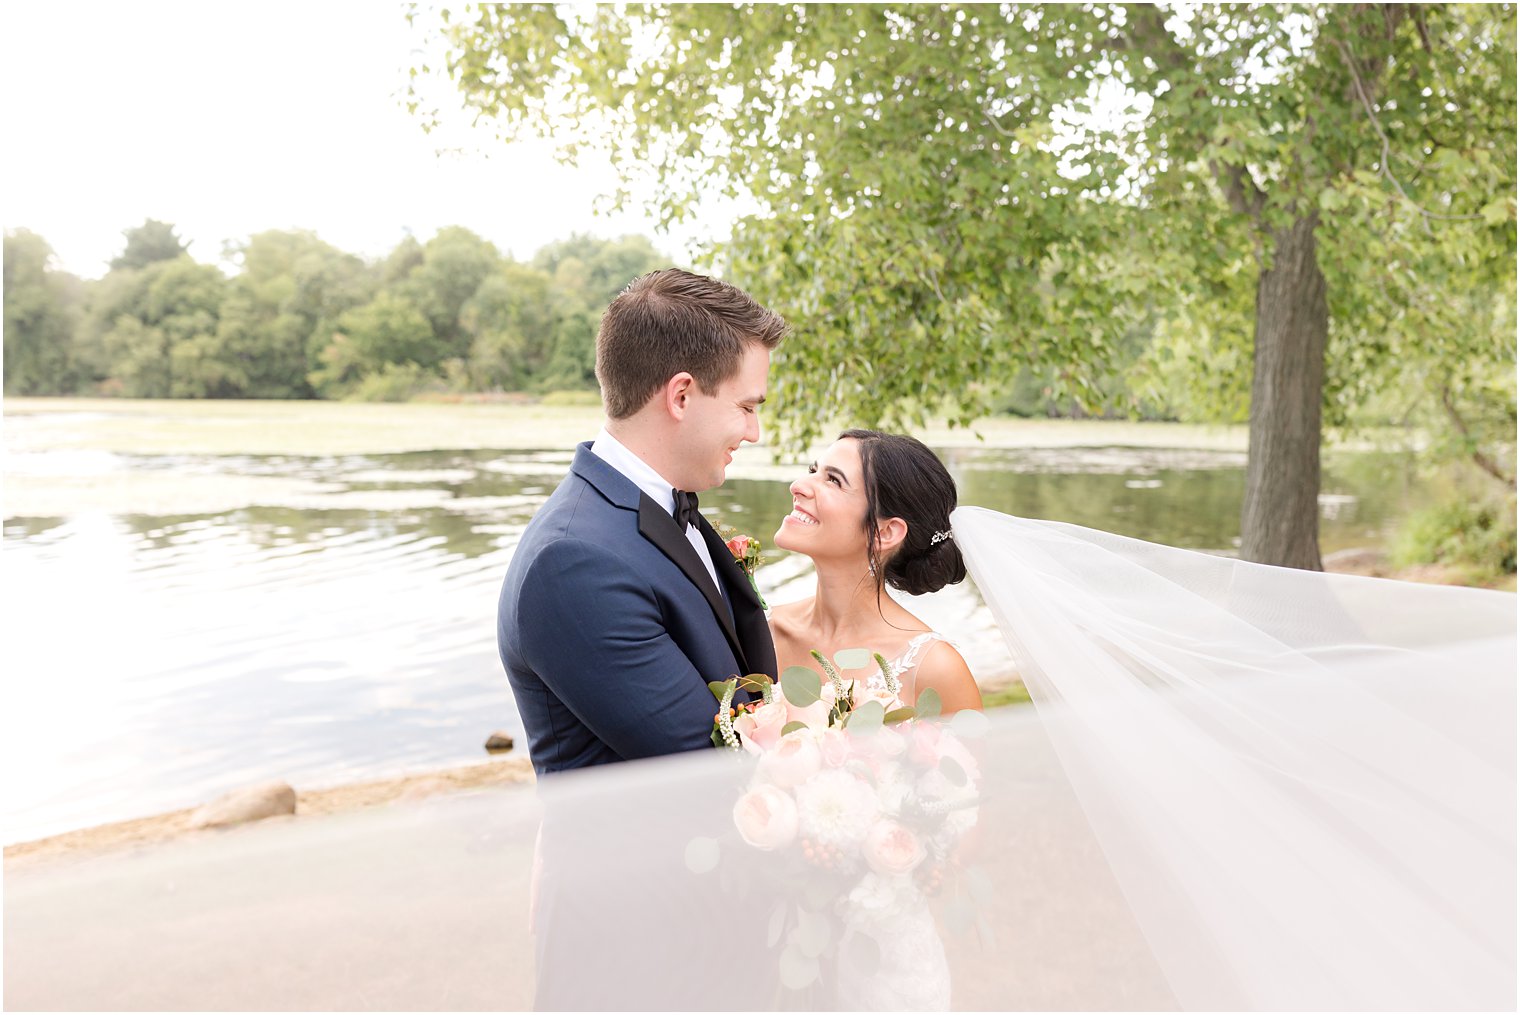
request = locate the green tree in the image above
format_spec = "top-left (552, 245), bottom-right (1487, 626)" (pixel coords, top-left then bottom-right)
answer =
top-left (216, 230), bottom-right (375, 397)
top-left (110, 219), bottom-right (189, 271)
top-left (531, 234), bottom-right (668, 390)
top-left (3, 230), bottom-right (85, 394)
top-left (404, 226), bottom-right (503, 361)
top-left (417, 3), bottom-right (1516, 569)
top-left (309, 290), bottom-right (437, 397)
top-left (86, 256), bottom-right (228, 397)
top-left (462, 260), bottom-right (558, 389)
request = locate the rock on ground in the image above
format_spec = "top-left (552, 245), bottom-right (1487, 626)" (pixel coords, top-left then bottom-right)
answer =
top-left (191, 781), bottom-right (297, 829)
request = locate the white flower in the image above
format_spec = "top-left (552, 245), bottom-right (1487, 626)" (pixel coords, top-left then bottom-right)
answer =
top-left (794, 769), bottom-right (881, 852)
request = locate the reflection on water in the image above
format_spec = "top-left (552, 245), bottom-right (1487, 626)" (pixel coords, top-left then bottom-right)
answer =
top-left (1, 444), bottom-right (1430, 843)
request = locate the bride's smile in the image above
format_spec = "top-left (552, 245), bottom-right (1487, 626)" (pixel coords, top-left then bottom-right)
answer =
top-left (774, 440), bottom-right (871, 555)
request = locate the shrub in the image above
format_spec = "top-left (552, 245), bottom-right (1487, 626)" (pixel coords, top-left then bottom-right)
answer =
top-left (539, 389), bottom-right (603, 407)
top-left (345, 362), bottom-right (436, 403)
top-left (1390, 496), bottom-right (1518, 581)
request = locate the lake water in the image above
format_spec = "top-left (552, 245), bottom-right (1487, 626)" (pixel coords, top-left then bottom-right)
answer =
top-left (1, 433), bottom-right (1431, 844)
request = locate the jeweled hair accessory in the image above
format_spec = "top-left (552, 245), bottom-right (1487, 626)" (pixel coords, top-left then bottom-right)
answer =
top-left (930, 529), bottom-right (953, 545)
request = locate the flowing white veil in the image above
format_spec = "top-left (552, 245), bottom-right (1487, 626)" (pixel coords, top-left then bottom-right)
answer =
top-left (5, 509), bottom-right (1514, 1011)
top-left (949, 507), bottom-right (1516, 1010)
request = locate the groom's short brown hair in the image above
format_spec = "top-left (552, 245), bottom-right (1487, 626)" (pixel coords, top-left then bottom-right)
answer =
top-left (596, 269), bottom-right (787, 419)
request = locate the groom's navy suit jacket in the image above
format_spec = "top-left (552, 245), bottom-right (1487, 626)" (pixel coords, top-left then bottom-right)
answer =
top-left (498, 442), bottom-right (777, 773)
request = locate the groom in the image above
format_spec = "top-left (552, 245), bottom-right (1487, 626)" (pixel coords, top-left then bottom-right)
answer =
top-left (498, 268), bottom-right (784, 774)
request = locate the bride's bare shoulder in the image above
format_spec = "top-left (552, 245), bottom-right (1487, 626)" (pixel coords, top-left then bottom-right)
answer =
top-left (916, 638), bottom-right (983, 713)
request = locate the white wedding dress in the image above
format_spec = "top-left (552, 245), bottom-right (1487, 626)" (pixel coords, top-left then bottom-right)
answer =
top-left (5, 510), bottom-right (1513, 1011)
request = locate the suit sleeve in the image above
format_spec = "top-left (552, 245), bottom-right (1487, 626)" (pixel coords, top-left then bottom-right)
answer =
top-left (515, 536), bottom-right (722, 759)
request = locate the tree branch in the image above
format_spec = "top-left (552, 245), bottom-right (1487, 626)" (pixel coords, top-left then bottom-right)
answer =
top-left (1332, 36), bottom-right (1485, 225)
top-left (1440, 385), bottom-right (1515, 485)
top-left (1209, 160), bottom-right (1267, 221)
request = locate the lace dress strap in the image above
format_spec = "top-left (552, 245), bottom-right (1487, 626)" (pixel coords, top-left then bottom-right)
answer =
top-left (889, 631), bottom-right (951, 676)
top-left (869, 632), bottom-right (955, 694)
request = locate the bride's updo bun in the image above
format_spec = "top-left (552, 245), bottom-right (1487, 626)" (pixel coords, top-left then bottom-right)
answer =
top-left (839, 429), bottom-right (967, 597)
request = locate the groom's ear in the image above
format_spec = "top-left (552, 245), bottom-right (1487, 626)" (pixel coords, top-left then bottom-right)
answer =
top-left (662, 371), bottom-right (697, 420)
top-left (875, 517), bottom-right (909, 557)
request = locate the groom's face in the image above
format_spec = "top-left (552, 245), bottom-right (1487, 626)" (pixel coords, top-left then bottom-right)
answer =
top-left (674, 341), bottom-right (770, 491)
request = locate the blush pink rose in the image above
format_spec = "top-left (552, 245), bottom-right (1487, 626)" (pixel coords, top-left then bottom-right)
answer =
top-left (784, 678), bottom-right (837, 731)
top-left (859, 683), bottom-right (904, 712)
top-left (733, 784), bottom-right (799, 850)
top-left (908, 720), bottom-right (945, 767)
top-left (864, 819), bottom-right (926, 876)
top-left (733, 699), bottom-right (790, 755)
top-left (817, 727), bottom-right (852, 768)
top-left (758, 732), bottom-right (823, 788)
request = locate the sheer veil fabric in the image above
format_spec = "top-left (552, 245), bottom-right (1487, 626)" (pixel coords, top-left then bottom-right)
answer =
top-left (5, 508), bottom-right (1514, 1010)
top-left (950, 506), bottom-right (1516, 1010)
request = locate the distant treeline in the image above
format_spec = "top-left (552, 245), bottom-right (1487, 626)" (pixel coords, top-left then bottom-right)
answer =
top-left (3, 221), bottom-right (670, 401)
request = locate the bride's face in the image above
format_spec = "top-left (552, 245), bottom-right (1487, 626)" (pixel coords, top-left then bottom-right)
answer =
top-left (774, 438), bottom-right (870, 558)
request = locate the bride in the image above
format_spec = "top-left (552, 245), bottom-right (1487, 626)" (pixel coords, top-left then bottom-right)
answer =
top-left (768, 428), bottom-right (981, 714)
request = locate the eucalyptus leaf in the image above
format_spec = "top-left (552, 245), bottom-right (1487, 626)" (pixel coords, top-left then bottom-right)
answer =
top-left (846, 699), bottom-right (885, 734)
top-left (915, 687), bottom-right (942, 720)
top-left (737, 673), bottom-right (773, 695)
top-left (682, 836), bottom-right (720, 874)
top-left (780, 720), bottom-right (808, 736)
top-left (834, 647), bottom-right (871, 670)
top-left (779, 943), bottom-right (820, 990)
top-left (767, 900), bottom-right (787, 949)
top-left (951, 707), bottom-right (990, 740)
top-left (781, 666), bottom-right (822, 708)
top-left (940, 755), bottom-right (968, 787)
top-left (793, 906), bottom-right (832, 958)
top-left (884, 706), bottom-right (917, 725)
top-left (708, 680), bottom-right (729, 702)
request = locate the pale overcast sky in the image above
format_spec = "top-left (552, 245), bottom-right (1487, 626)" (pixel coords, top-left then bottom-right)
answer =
top-left (1, 2), bottom-right (709, 278)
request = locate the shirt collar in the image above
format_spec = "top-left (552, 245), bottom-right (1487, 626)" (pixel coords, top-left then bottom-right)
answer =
top-left (590, 427), bottom-right (676, 516)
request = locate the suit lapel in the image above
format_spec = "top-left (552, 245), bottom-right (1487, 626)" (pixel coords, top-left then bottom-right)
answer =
top-left (636, 494), bottom-right (748, 672)
top-left (699, 520), bottom-right (779, 680)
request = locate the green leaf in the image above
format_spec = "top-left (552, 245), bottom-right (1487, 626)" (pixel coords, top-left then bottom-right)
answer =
top-left (781, 665), bottom-right (823, 707)
top-left (950, 707), bottom-right (990, 739)
top-left (1481, 198), bottom-right (1513, 226)
top-left (834, 647), bottom-right (871, 669)
top-left (767, 900), bottom-right (787, 948)
top-left (846, 699), bottom-right (884, 733)
top-left (737, 673), bottom-right (774, 695)
top-left (794, 906), bottom-right (832, 958)
top-left (780, 720), bottom-right (809, 736)
top-left (884, 706), bottom-right (917, 725)
top-left (708, 680), bottom-right (730, 702)
top-left (915, 687), bottom-right (942, 719)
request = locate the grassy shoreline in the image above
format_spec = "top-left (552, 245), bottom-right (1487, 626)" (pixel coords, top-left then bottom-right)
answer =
top-left (5, 395), bottom-right (1272, 458)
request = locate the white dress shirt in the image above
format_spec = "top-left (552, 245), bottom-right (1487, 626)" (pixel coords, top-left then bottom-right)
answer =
top-left (590, 428), bottom-right (725, 598)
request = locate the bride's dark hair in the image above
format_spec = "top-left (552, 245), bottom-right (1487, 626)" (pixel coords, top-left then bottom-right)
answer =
top-left (839, 429), bottom-right (966, 596)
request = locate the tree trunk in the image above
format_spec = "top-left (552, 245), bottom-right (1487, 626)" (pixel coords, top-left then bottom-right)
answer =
top-left (1240, 211), bottom-right (1328, 571)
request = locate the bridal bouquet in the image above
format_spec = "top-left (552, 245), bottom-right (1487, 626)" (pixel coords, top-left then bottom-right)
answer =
top-left (703, 651), bottom-right (985, 999)
top-left (709, 648), bottom-right (930, 751)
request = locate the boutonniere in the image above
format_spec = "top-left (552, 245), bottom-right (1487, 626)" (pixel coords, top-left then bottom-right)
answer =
top-left (721, 529), bottom-right (768, 609)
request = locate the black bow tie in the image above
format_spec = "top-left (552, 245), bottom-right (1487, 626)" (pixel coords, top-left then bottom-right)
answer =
top-left (672, 489), bottom-right (701, 531)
